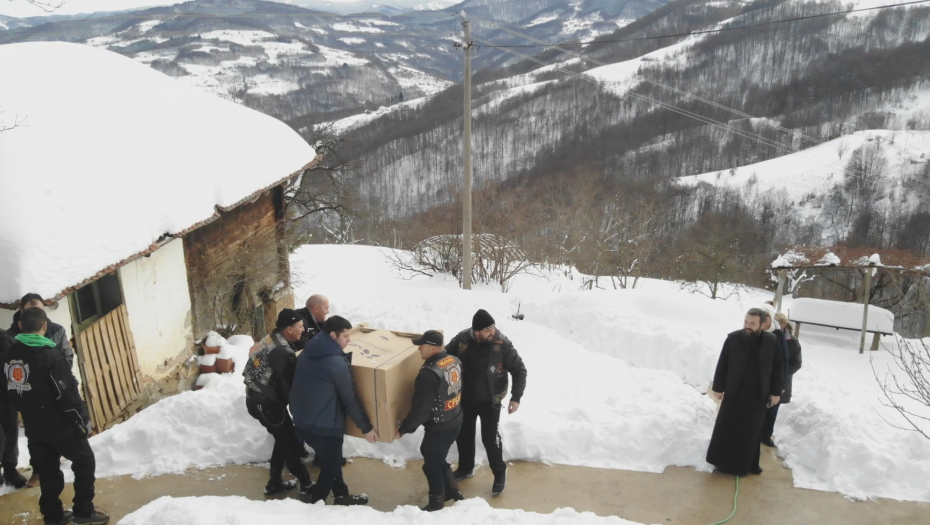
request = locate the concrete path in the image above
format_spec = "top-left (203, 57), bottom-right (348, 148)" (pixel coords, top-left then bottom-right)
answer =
top-left (1, 445), bottom-right (927, 524)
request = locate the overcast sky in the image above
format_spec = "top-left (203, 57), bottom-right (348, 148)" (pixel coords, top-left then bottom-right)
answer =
top-left (0, 0), bottom-right (367, 18)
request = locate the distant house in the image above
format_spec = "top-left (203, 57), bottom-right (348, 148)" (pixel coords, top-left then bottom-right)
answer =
top-left (0, 42), bottom-right (319, 431)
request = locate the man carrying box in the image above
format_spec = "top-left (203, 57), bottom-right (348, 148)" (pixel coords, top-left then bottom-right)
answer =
top-left (290, 315), bottom-right (378, 505)
top-left (395, 330), bottom-right (465, 512)
top-left (447, 309), bottom-right (527, 497)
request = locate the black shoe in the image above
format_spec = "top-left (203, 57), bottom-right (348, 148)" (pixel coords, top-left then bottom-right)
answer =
top-left (44, 511), bottom-right (73, 525)
top-left (333, 494), bottom-right (369, 506)
top-left (298, 482), bottom-right (314, 497)
top-left (442, 469), bottom-right (464, 501)
top-left (73, 509), bottom-right (109, 525)
top-left (264, 479), bottom-right (298, 495)
top-left (749, 466), bottom-right (763, 475)
top-left (761, 438), bottom-right (775, 447)
top-left (492, 471), bottom-right (506, 496)
top-left (453, 468), bottom-right (474, 481)
top-left (4, 466), bottom-right (28, 489)
top-left (421, 493), bottom-right (445, 512)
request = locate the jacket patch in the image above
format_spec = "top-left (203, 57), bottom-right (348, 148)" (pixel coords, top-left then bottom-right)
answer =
top-left (444, 393), bottom-right (462, 411)
top-left (4, 360), bottom-right (32, 394)
top-left (436, 356), bottom-right (456, 368)
top-left (489, 363), bottom-right (503, 374)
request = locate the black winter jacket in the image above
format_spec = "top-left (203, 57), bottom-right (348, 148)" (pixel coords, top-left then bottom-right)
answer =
top-left (243, 330), bottom-right (297, 407)
top-left (3, 340), bottom-right (91, 442)
top-left (712, 330), bottom-right (785, 404)
top-left (9, 313), bottom-right (74, 368)
top-left (293, 308), bottom-right (324, 351)
top-left (446, 328), bottom-right (527, 408)
top-left (289, 333), bottom-right (373, 437)
top-left (781, 336), bottom-right (802, 403)
top-left (398, 352), bottom-right (463, 435)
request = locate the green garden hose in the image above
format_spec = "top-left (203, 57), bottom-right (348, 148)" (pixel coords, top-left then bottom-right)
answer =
top-left (711, 475), bottom-right (740, 525)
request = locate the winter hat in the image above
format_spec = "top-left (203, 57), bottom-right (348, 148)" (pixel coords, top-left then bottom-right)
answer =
top-left (276, 308), bottom-right (303, 329)
top-left (413, 330), bottom-right (444, 347)
top-left (472, 309), bottom-right (496, 331)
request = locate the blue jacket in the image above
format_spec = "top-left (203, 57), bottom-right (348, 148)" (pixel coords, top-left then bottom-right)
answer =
top-left (289, 332), bottom-right (372, 437)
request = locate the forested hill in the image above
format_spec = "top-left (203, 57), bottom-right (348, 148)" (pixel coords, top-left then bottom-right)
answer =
top-left (332, 0), bottom-right (930, 251)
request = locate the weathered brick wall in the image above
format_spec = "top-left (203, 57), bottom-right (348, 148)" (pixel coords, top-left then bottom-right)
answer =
top-left (183, 187), bottom-right (291, 340)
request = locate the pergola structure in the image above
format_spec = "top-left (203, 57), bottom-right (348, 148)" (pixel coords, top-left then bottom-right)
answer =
top-left (770, 249), bottom-right (930, 354)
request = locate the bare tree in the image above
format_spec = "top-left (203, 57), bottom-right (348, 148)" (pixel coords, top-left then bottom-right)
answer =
top-left (873, 337), bottom-right (930, 441)
top-left (0, 109), bottom-right (26, 133)
top-left (836, 138), bottom-right (850, 160)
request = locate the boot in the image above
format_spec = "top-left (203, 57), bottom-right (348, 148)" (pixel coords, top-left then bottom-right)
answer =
top-left (452, 467), bottom-right (474, 481)
top-left (333, 494), bottom-right (368, 506)
top-left (491, 471), bottom-right (506, 496)
top-left (442, 469), bottom-right (464, 502)
top-left (43, 511), bottom-right (72, 525)
top-left (264, 469), bottom-right (298, 496)
top-left (72, 508), bottom-right (109, 524)
top-left (421, 493), bottom-right (445, 512)
top-left (4, 464), bottom-right (28, 488)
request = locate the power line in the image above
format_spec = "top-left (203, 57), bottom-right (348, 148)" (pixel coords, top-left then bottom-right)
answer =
top-left (469, 35), bottom-right (930, 206)
top-left (476, 0), bottom-right (930, 48)
top-left (468, 13), bottom-right (823, 147)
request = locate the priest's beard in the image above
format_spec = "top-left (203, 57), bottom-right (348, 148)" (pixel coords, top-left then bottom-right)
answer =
top-left (742, 327), bottom-right (762, 341)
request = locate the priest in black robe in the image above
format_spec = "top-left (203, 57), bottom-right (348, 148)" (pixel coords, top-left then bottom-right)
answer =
top-left (706, 308), bottom-right (785, 476)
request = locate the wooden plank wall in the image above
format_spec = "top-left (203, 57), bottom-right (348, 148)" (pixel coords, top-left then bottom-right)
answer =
top-left (76, 304), bottom-right (142, 431)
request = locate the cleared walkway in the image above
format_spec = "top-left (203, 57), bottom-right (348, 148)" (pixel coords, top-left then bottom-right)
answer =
top-left (0, 446), bottom-right (927, 524)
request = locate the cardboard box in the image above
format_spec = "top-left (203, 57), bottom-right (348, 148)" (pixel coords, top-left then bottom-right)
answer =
top-left (343, 327), bottom-right (424, 443)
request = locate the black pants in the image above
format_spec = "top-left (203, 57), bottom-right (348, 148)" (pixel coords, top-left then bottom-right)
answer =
top-left (421, 427), bottom-right (460, 496)
top-left (456, 400), bottom-right (505, 475)
top-left (297, 430), bottom-right (348, 502)
top-left (245, 398), bottom-right (311, 486)
top-left (761, 404), bottom-right (780, 442)
top-left (28, 435), bottom-right (95, 521)
top-left (0, 400), bottom-right (19, 468)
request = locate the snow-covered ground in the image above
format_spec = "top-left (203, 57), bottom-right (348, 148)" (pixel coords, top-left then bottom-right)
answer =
top-left (120, 496), bottom-right (644, 525)
top-left (4, 244), bottom-right (929, 507)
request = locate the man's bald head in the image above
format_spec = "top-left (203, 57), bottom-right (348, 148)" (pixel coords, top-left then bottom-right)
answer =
top-left (306, 294), bottom-right (329, 323)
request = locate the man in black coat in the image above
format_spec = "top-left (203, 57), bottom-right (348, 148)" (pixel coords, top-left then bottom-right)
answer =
top-left (243, 309), bottom-right (313, 496)
top-left (395, 330), bottom-right (465, 512)
top-left (3, 308), bottom-right (108, 524)
top-left (0, 328), bottom-right (25, 488)
top-left (3, 292), bottom-right (73, 490)
top-left (293, 294), bottom-right (328, 351)
top-left (760, 307), bottom-right (789, 447)
top-left (706, 308), bottom-right (785, 477)
top-left (446, 309), bottom-right (527, 496)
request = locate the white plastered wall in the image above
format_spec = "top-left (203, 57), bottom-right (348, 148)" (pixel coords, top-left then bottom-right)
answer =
top-left (119, 238), bottom-right (194, 378)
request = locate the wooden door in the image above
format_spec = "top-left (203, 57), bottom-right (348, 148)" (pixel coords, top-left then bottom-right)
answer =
top-left (74, 304), bottom-right (143, 432)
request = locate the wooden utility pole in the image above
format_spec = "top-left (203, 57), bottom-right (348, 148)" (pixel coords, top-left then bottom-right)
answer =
top-left (774, 269), bottom-right (788, 313)
top-left (859, 266), bottom-right (873, 354)
top-left (461, 18), bottom-right (474, 290)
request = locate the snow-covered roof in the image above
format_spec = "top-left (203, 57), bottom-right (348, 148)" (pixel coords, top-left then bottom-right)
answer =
top-left (0, 42), bottom-right (316, 305)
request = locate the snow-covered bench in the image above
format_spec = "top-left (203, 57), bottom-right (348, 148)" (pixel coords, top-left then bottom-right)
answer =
top-left (788, 298), bottom-right (894, 351)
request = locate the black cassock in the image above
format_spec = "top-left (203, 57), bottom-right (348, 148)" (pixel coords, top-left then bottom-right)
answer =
top-left (706, 329), bottom-right (783, 476)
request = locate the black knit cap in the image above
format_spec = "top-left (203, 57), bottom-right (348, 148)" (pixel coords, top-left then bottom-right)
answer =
top-left (472, 309), bottom-right (495, 331)
top-left (413, 330), bottom-right (444, 347)
top-left (276, 308), bottom-right (303, 329)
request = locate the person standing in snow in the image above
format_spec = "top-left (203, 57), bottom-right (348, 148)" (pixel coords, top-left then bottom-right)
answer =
top-left (707, 308), bottom-right (784, 476)
top-left (3, 308), bottom-right (108, 524)
top-left (774, 313), bottom-right (802, 406)
top-left (446, 309), bottom-right (527, 496)
top-left (395, 330), bottom-right (465, 512)
top-left (759, 304), bottom-right (788, 448)
top-left (293, 294), bottom-right (329, 351)
top-left (0, 327), bottom-right (27, 489)
top-left (3, 293), bottom-right (74, 490)
top-left (243, 309), bottom-right (313, 497)
top-left (290, 315), bottom-right (378, 505)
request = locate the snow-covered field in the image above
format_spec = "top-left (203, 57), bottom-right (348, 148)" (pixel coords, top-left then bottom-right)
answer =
top-left (4, 244), bottom-right (929, 509)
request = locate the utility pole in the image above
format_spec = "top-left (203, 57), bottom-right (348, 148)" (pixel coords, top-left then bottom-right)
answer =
top-left (461, 18), bottom-right (474, 290)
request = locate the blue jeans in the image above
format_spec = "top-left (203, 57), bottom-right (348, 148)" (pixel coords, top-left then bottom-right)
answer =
top-left (296, 430), bottom-right (348, 502)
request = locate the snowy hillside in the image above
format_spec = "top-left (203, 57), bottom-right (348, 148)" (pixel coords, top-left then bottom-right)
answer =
top-left (24, 244), bottom-right (928, 505)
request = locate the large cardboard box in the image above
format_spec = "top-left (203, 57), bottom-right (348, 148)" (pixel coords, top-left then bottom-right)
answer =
top-left (343, 327), bottom-right (424, 443)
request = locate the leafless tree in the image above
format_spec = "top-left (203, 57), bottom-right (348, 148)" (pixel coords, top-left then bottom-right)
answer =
top-left (873, 336), bottom-right (930, 441)
top-left (0, 109), bottom-right (26, 133)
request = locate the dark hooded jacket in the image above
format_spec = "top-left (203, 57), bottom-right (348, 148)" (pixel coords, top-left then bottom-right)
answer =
top-left (446, 328), bottom-right (527, 408)
top-left (289, 332), bottom-right (372, 437)
top-left (782, 335), bottom-right (802, 403)
top-left (9, 312), bottom-right (74, 368)
top-left (3, 338), bottom-right (91, 442)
